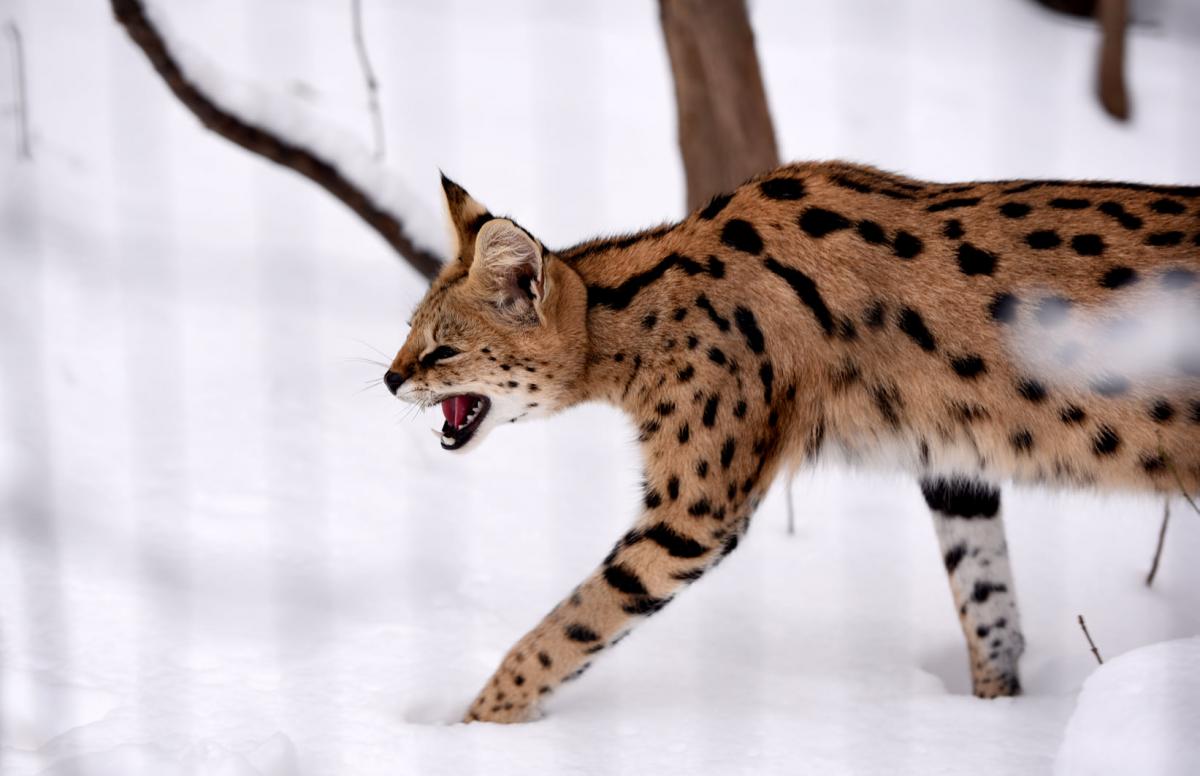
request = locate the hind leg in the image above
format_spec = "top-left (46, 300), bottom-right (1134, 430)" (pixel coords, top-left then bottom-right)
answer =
top-left (921, 476), bottom-right (1025, 697)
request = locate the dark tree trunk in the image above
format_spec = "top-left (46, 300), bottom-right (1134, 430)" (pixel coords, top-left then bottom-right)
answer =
top-left (659, 0), bottom-right (780, 212)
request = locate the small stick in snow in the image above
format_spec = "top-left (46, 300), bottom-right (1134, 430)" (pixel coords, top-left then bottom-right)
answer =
top-left (5, 20), bottom-right (31, 160)
top-left (350, 0), bottom-right (386, 160)
top-left (1145, 499), bottom-right (1170, 588)
top-left (785, 475), bottom-right (795, 536)
top-left (1077, 614), bottom-right (1104, 665)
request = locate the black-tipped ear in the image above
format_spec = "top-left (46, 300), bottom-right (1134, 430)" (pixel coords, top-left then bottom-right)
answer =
top-left (469, 219), bottom-right (547, 322)
top-left (440, 172), bottom-right (493, 263)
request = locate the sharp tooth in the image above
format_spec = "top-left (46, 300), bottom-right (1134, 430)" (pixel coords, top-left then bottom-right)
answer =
top-left (442, 435), bottom-right (455, 445)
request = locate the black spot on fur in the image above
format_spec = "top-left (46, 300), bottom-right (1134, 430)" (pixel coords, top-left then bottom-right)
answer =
top-left (972, 581), bottom-right (1008, 604)
top-left (643, 523), bottom-right (708, 558)
top-left (898, 307), bottom-right (937, 352)
top-left (722, 219), bottom-right (763, 254)
top-left (857, 220), bottom-right (887, 245)
top-left (1071, 234), bottom-right (1105, 256)
top-left (642, 313), bottom-right (658, 330)
top-left (622, 596), bottom-right (670, 616)
top-left (763, 257), bottom-right (835, 336)
top-left (667, 476), bottom-right (680, 501)
top-left (921, 477), bottom-right (1000, 518)
top-left (702, 395), bottom-right (720, 427)
top-left (1140, 452), bottom-right (1167, 474)
top-left (1150, 198), bottom-right (1186, 215)
top-left (944, 543), bottom-right (967, 574)
top-left (706, 255), bottom-right (726, 279)
top-left (957, 243), bottom-right (997, 276)
top-left (865, 301), bottom-right (886, 329)
top-left (643, 488), bottom-right (663, 509)
top-left (656, 401), bottom-right (676, 417)
top-left (687, 499), bottom-right (712, 517)
top-left (830, 174), bottom-right (873, 193)
top-left (537, 652), bottom-right (552, 668)
top-left (1097, 201), bottom-right (1142, 230)
top-left (893, 231), bottom-right (923, 259)
top-left (677, 364), bottom-right (696, 383)
top-left (1026, 230), bottom-right (1062, 249)
top-left (760, 177), bottom-right (806, 200)
top-left (872, 384), bottom-right (903, 429)
top-left (720, 438), bottom-right (737, 469)
top-left (1016, 378), bottom-right (1048, 403)
top-left (943, 219), bottom-right (964, 239)
top-left (1034, 296), bottom-right (1072, 327)
top-left (1092, 425), bottom-right (1121, 456)
top-left (1100, 266), bottom-right (1138, 289)
top-left (695, 459), bottom-right (709, 478)
top-left (799, 207), bottom-right (852, 238)
top-left (677, 423), bottom-right (690, 444)
top-left (1091, 374), bottom-right (1130, 397)
top-left (733, 400), bottom-right (748, 419)
top-left (1150, 400), bottom-right (1175, 423)
top-left (927, 197), bottom-right (982, 212)
top-left (759, 362), bottom-right (775, 404)
top-left (1060, 405), bottom-right (1087, 424)
top-left (587, 253), bottom-right (704, 310)
top-left (696, 294), bottom-right (731, 332)
top-left (999, 202), bottom-right (1032, 218)
top-left (603, 564), bottom-right (648, 595)
top-left (672, 566), bottom-right (707, 582)
top-left (989, 292), bottom-right (1019, 323)
top-left (733, 307), bottom-right (766, 354)
top-left (1146, 231), bottom-right (1184, 247)
top-left (707, 347), bottom-right (726, 366)
top-left (699, 192), bottom-right (733, 220)
top-left (950, 354), bottom-right (987, 379)
top-left (673, 307), bottom-right (689, 322)
top-left (1049, 197), bottom-right (1090, 210)
top-left (1190, 401), bottom-right (1200, 424)
top-left (1010, 430), bottom-right (1034, 454)
top-left (565, 624), bottom-right (600, 643)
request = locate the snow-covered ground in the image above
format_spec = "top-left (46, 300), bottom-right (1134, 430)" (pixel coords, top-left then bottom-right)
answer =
top-left (2, 1), bottom-right (1199, 774)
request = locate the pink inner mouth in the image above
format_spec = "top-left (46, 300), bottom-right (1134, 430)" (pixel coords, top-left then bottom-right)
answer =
top-left (442, 395), bottom-right (475, 428)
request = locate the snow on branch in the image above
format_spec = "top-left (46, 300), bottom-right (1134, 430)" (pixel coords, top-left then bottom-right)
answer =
top-left (111, 0), bottom-right (446, 280)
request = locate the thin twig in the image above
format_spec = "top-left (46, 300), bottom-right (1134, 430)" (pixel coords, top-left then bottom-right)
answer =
top-left (1145, 499), bottom-right (1170, 587)
top-left (1166, 458), bottom-right (1200, 518)
top-left (1077, 614), bottom-right (1104, 665)
top-left (6, 20), bottom-right (31, 160)
top-left (785, 475), bottom-right (795, 536)
top-left (350, 0), bottom-right (385, 160)
top-left (110, 0), bottom-right (442, 279)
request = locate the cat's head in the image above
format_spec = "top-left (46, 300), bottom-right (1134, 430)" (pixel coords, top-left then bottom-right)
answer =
top-left (385, 177), bottom-right (589, 452)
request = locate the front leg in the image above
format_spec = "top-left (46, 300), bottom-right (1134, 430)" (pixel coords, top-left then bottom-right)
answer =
top-left (465, 403), bottom-right (791, 723)
top-left (464, 513), bottom-right (739, 723)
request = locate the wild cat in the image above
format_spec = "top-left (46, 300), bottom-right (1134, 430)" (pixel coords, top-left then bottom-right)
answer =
top-left (383, 162), bottom-right (1199, 723)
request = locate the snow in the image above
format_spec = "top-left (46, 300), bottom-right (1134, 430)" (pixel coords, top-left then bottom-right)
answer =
top-left (1, 1), bottom-right (1199, 775)
top-left (1055, 637), bottom-right (1200, 776)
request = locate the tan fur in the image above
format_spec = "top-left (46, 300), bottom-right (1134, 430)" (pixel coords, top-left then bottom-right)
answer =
top-left (389, 162), bottom-right (1199, 722)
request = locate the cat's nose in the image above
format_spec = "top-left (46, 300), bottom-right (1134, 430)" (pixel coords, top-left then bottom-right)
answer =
top-left (384, 370), bottom-right (406, 395)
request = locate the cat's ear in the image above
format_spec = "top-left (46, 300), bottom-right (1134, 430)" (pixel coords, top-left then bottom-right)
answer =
top-left (440, 173), bottom-right (493, 263)
top-left (469, 219), bottom-right (548, 322)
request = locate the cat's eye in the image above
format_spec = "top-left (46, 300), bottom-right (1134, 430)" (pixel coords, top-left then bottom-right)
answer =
top-left (420, 345), bottom-right (461, 368)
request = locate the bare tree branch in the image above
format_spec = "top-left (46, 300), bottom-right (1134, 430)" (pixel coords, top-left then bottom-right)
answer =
top-left (1145, 499), bottom-right (1170, 587)
top-left (350, 0), bottom-right (386, 160)
top-left (5, 20), bottom-right (31, 160)
top-left (659, 0), bottom-right (779, 211)
top-left (1097, 0), bottom-right (1130, 121)
top-left (110, 0), bottom-right (443, 280)
top-left (1077, 614), bottom-right (1104, 665)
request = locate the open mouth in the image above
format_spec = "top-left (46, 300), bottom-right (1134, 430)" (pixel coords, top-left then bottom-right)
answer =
top-left (439, 394), bottom-right (491, 450)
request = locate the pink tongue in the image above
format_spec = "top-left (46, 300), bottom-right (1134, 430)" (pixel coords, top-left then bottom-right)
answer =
top-left (442, 395), bottom-right (473, 427)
